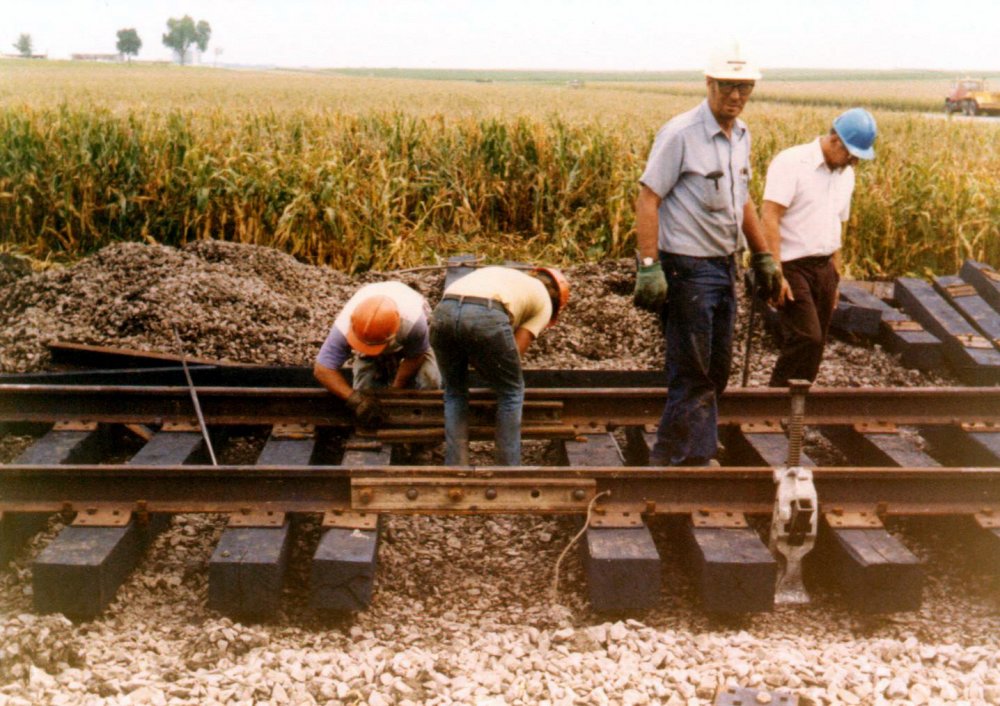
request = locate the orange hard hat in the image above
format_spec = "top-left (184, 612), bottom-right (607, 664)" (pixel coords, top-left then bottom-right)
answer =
top-left (532, 267), bottom-right (570, 326)
top-left (347, 295), bottom-right (400, 356)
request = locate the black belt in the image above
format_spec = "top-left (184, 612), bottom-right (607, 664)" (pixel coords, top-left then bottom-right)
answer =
top-left (787, 254), bottom-right (833, 266)
top-left (442, 294), bottom-right (512, 320)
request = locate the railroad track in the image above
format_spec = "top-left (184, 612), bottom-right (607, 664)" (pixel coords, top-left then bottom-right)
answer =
top-left (1, 366), bottom-right (998, 619)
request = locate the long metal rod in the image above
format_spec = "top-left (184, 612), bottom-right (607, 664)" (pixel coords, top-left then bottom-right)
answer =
top-left (2, 384), bottom-right (999, 426)
top-left (1, 464), bottom-right (996, 516)
top-left (741, 281), bottom-right (759, 387)
top-left (172, 329), bottom-right (218, 466)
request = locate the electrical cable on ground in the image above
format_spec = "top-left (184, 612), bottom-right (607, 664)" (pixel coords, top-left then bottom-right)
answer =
top-left (550, 489), bottom-right (611, 604)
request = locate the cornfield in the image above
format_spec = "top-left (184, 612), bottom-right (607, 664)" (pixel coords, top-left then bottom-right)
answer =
top-left (1, 60), bottom-right (998, 276)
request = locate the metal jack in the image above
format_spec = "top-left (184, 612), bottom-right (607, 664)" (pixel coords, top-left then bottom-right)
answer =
top-left (768, 379), bottom-right (818, 604)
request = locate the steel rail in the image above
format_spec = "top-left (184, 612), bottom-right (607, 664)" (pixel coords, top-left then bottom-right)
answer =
top-left (1, 464), bottom-right (997, 517)
top-left (1, 384), bottom-right (998, 427)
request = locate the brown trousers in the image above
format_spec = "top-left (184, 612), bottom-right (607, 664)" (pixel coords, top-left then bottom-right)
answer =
top-left (769, 255), bottom-right (839, 387)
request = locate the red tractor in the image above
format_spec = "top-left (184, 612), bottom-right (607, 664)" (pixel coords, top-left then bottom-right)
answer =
top-left (945, 77), bottom-right (1000, 116)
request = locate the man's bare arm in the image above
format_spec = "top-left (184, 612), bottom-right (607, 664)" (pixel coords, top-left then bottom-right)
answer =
top-left (313, 362), bottom-right (353, 400)
top-left (635, 185), bottom-right (662, 260)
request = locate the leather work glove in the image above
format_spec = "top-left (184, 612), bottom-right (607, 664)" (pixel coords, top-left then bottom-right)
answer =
top-left (346, 390), bottom-right (384, 427)
top-left (633, 261), bottom-right (667, 312)
top-left (751, 252), bottom-right (783, 301)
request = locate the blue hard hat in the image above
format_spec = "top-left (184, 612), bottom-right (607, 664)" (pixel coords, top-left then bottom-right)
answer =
top-left (833, 108), bottom-right (877, 160)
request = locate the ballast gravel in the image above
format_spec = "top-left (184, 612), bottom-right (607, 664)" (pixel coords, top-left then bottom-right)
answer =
top-left (1, 241), bottom-right (996, 706)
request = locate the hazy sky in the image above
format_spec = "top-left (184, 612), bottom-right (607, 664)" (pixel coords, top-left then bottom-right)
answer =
top-left (7, 0), bottom-right (1000, 71)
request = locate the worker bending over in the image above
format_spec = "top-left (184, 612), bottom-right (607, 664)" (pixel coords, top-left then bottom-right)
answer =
top-left (762, 108), bottom-right (877, 387)
top-left (430, 266), bottom-right (569, 466)
top-left (314, 282), bottom-right (441, 426)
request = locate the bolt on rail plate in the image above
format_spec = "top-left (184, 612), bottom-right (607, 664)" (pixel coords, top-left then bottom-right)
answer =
top-left (854, 421), bottom-right (898, 434)
top-left (72, 506), bottom-right (132, 527)
top-left (691, 510), bottom-right (749, 528)
top-left (322, 510), bottom-right (379, 530)
top-left (161, 420), bottom-right (201, 433)
top-left (824, 509), bottom-right (883, 529)
top-left (271, 423), bottom-right (315, 440)
top-left (886, 319), bottom-right (923, 332)
top-left (351, 477), bottom-right (596, 512)
top-left (974, 508), bottom-right (1000, 529)
top-left (53, 420), bottom-right (99, 432)
top-left (227, 509), bottom-right (286, 527)
top-left (589, 505), bottom-right (645, 528)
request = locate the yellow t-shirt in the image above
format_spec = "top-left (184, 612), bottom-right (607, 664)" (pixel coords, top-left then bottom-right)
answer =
top-left (443, 267), bottom-right (553, 338)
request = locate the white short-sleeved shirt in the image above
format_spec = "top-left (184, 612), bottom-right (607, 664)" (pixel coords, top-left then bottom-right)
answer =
top-left (639, 100), bottom-right (752, 257)
top-left (316, 282), bottom-right (431, 369)
top-left (763, 138), bottom-right (856, 262)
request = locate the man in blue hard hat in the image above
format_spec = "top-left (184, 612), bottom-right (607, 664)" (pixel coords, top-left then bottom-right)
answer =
top-left (762, 107), bottom-right (877, 386)
top-left (634, 42), bottom-right (781, 467)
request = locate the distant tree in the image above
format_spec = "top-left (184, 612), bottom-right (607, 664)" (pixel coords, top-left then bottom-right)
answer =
top-left (116, 28), bottom-right (142, 62)
top-left (162, 15), bottom-right (211, 65)
top-left (13, 33), bottom-right (32, 57)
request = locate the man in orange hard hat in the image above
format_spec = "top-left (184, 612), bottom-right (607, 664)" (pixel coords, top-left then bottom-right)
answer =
top-left (430, 266), bottom-right (569, 466)
top-left (315, 282), bottom-right (440, 426)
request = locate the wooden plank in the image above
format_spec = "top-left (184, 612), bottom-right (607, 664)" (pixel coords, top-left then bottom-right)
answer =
top-left (31, 429), bottom-right (201, 618)
top-left (636, 429), bottom-right (775, 613)
top-left (830, 297), bottom-right (882, 339)
top-left (935, 274), bottom-right (1000, 350)
top-left (311, 525), bottom-right (380, 611)
top-left (737, 425), bottom-right (816, 468)
top-left (3, 427), bottom-right (107, 565)
top-left (811, 425), bottom-right (925, 612)
top-left (822, 425), bottom-right (940, 468)
top-left (838, 282), bottom-right (943, 370)
top-left (739, 424), bottom-right (922, 613)
top-left (208, 523), bottom-right (290, 616)
top-left (47, 341), bottom-right (243, 369)
top-left (567, 433), bottom-right (663, 612)
top-left (688, 523), bottom-right (775, 614)
top-left (960, 259), bottom-right (1000, 314)
top-left (583, 526), bottom-right (661, 613)
top-left (32, 525), bottom-right (145, 617)
top-left (563, 433), bottom-right (623, 467)
top-left (208, 428), bottom-right (313, 616)
top-left (815, 524), bottom-right (922, 613)
top-left (310, 436), bottom-right (386, 612)
top-left (918, 425), bottom-right (1000, 574)
top-left (894, 277), bottom-right (1000, 384)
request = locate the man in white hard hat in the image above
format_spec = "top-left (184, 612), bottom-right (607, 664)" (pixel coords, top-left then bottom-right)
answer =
top-left (764, 108), bottom-right (877, 386)
top-left (634, 42), bottom-right (781, 467)
top-left (314, 282), bottom-right (440, 426)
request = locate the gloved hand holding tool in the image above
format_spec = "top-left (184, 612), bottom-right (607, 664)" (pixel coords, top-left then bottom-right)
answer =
top-left (346, 389), bottom-right (384, 427)
top-left (633, 254), bottom-right (667, 312)
top-left (751, 252), bottom-right (783, 302)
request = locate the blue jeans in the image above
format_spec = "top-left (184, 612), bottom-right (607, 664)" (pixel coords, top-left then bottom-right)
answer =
top-left (651, 253), bottom-right (736, 466)
top-left (353, 348), bottom-right (441, 391)
top-left (430, 299), bottom-right (524, 466)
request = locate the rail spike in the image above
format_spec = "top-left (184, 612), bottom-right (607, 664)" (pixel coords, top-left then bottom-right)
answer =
top-left (769, 380), bottom-right (819, 604)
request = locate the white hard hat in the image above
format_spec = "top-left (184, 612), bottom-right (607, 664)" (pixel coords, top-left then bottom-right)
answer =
top-left (704, 42), bottom-right (762, 81)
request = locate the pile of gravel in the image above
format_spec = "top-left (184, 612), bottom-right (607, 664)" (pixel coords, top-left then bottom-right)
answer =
top-left (0, 240), bottom-right (954, 387)
top-left (2, 241), bottom-right (992, 706)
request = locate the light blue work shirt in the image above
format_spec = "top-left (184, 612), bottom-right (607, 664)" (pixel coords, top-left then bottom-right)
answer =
top-left (640, 100), bottom-right (752, 257)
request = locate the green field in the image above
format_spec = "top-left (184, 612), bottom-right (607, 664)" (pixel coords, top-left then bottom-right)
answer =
top-left (1, 60), bottom-right (998, 276)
